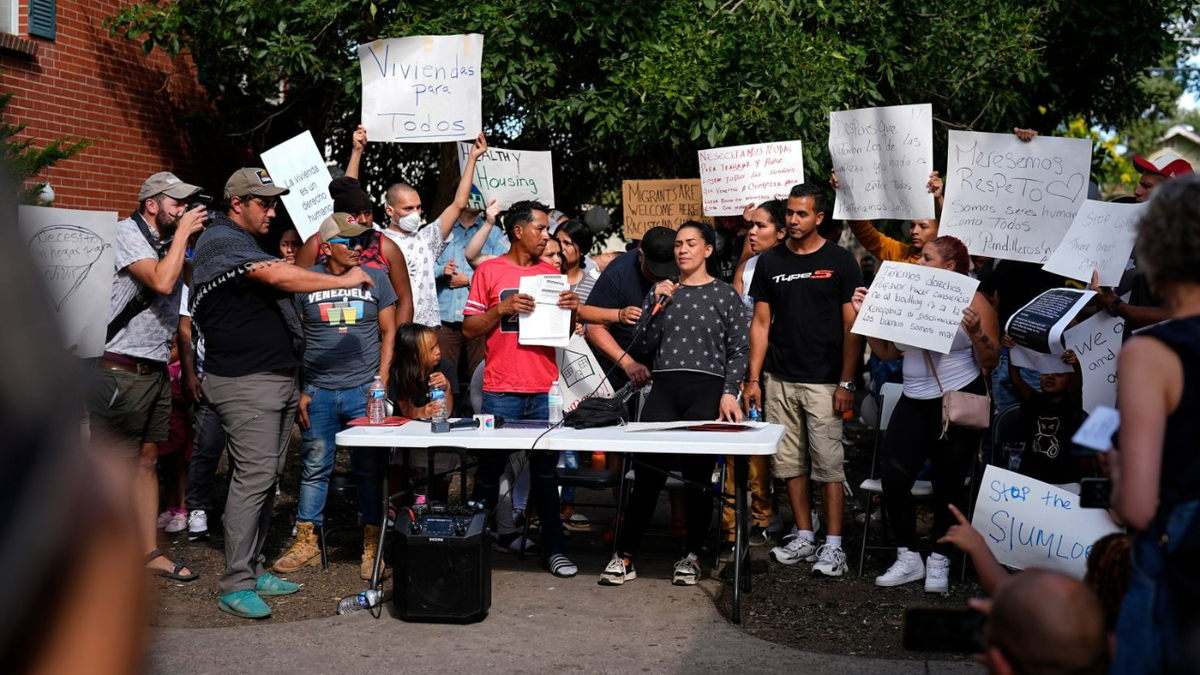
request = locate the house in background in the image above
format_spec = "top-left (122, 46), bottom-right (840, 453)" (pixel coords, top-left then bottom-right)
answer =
top-left (0, 0), bottom-right (207, 213)
top-left (1150, 124), bottom-right (1200, 171)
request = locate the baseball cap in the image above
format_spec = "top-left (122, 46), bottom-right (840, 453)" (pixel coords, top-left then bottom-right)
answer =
top-left (319, 212), bottom-right (370, 241)
top-left (224, 168), bottom-right (290, 200)
top-left (640, 226), bottom-right (679, 279)
top-left (138, 172), bottom-right (202, 201)
top-left (1132, 152), bottom-right (1194, 179)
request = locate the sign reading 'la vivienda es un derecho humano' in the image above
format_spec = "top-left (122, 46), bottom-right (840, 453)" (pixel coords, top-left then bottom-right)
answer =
top-left (359, 34), bottom-right (483, 143)
top-left (698, 141), bottom-right (805, 216)
top-left (829, 103), bottom-right (935, 221)
top-left (260, 131), bottom-right (335, 241)
top-left (851, 261), bottom-right (979, 354)
top-left (457, 142), bottom-right (554, 211)
top-left (621, 179), bottom-right (710, 240)
top-left (941, 131), bottom-right (1092, 264)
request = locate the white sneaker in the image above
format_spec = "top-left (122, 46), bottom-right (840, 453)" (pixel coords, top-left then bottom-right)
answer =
top-left (156, 510), bottom-right (174, 529)
top-left (598, 555), bottom-right (636, 586)
top-left (925, 555), bottom-right (950, 593)
top-left (875, 550), bottom-right (925, 587)
top-left (812, 544), bottom-right (848, 577)
top-left (770, 536), bottom-right (818, 565)
top-left (672, 557), bottom-right (701, 586)
top-left (187, 510), bottom-right (209, 542)
top-left (164, 511), bottom-right (188, 534)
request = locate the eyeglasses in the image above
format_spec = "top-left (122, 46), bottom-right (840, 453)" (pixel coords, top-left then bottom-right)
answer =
top-left (328, 233), bottom-right (371, 249)
top-left (242, 196), bottom-right (277, 211)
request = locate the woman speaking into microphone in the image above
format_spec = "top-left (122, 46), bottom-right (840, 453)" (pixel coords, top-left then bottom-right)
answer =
top-left (598, 221), bottom-right (749, 588)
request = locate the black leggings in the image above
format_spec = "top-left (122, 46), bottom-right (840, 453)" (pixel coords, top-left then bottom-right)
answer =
top-left (881, 376), bottom-right (986, 556)
top-left (618, 371), bottom-right (724, 558)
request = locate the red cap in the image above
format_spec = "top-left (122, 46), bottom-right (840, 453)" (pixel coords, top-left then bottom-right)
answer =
top-left (1132, 152), bottom-right (1194, 179)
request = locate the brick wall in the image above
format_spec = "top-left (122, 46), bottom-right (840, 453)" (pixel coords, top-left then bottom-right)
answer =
top-left (0, 0), bottom-right (208, 214)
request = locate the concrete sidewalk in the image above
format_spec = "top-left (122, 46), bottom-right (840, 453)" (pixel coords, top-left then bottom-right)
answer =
top-left (147, 555), bottom-right (980, 675)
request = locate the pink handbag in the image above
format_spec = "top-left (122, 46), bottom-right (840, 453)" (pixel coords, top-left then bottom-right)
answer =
top-left (923, 350), bottom-right (990, 439)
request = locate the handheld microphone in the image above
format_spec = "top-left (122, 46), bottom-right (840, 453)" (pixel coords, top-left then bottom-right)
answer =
top-left (431, 418), bottom-right (481, 434)
top-left (651, 276), bottom-right (680, 317)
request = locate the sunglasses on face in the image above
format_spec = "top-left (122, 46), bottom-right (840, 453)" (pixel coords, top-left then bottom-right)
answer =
top-left (328, 233), bottom-right (371, 249)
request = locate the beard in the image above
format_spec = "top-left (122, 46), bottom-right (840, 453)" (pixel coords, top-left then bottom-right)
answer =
top-left (154, 210), bottom-right (180, 236)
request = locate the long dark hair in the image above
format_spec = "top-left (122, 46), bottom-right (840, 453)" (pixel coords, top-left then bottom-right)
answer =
top-left (556, 219), bottom-right (594, 261)
top-left (390, 323), bottom-right (437, 406)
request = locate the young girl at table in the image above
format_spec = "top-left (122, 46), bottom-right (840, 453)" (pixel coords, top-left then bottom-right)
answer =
top-left (389, 323), bottom-right (458, 503)
top-left (599, 220), bottom-right (749, 588)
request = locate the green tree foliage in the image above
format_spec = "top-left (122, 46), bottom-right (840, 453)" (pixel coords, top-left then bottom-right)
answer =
top-left (0, 93), bottom-right (92, 204)
top-left (106, 0), bottom-right (1193, 220)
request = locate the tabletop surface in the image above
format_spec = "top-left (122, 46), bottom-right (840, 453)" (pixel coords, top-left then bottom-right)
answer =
top-left (336, 421), bottom-right (783, 455)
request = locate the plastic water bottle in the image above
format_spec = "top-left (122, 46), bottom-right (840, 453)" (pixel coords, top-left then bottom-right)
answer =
top-left (430, 385), bottom-right (447, 423)
top-left (336, 588), bottom-right (382, 615)
top-left (367, 376), bottom-right (386, 424)
top-left (748, 404), bottom-right (760, 422)
top-left (548, 380), bottom-right (563, 425)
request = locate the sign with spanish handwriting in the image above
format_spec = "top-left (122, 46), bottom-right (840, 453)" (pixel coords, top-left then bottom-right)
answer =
top-left (829, 103), bottom-right (934, 220)
top-left (260, 131), bottom-right (334, 241)
top-left (1042, 199), bottom-right (1145, 286)
top-left (457, 142), bottom-right (554, 211)
top-left (851, 261), bottom-right (979, 354)
top-left (941, 131), bottom-right (1092, 263)
top-left (697, 141), bottom-right (804, 216)
top-left (359, 34), bottom-right (483, 143)
top-left (1063, 310), bottom-right (1124, 414)
top-left (621, 179), bottom-right (709, 240)
top-left (20, 205), bottom-right (117, 357)
top-left (972, 465), bottom-right (1122, 578)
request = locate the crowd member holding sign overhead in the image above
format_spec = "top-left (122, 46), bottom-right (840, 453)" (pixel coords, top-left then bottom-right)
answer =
top-left (191, 168), bottom-right (375, 619)
top-left (830, 170), bottom-right (943, 264)
top-left (1109, 175), bottom-right (1200, 675)
top-left (462, 200), bottom-right (581, 578)
top-left (743, 183), bottom-right (863, 578)
top-left (271, 212), bottom-right (397, 581)
top-left (849, 236), bottom-right (999, 593)
top-left (88, 171), bottom-right (207, 584)
top-left (380, 133), bottom-right (490, 328)
top-left (599, 221), bottom-right (748, 587)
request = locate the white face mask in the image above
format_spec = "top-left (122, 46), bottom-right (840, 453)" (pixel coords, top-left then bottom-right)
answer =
top-left (395, 211), bottom-right (421, 233)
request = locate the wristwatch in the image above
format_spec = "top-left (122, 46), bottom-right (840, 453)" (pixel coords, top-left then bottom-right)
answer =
top-left (1105, 298), bottom-right (1123, 318)
top-left (838, 381), bottom-right (857, 392)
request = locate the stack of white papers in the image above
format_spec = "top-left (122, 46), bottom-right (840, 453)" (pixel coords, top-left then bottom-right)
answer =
top-left (518, 274), bottom-right (571, 347)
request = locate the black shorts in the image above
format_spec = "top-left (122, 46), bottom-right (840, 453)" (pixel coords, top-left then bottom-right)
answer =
top-left (87, 368), bottom-right (171, 457)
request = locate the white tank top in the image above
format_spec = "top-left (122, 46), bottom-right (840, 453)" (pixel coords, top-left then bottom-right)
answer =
top-left (896, 326), bottom-right (980, 400)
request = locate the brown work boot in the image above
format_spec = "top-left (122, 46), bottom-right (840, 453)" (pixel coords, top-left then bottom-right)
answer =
top-left (361, 524), bottom-right (385, 580)
top-left (272, 521), bottom-right (320, 573)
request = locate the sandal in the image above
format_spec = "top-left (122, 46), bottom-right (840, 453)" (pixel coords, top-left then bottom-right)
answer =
top-left (145, 548), bottom-right (199, 582)
top-left (563, 513), bottom-right (591, 531)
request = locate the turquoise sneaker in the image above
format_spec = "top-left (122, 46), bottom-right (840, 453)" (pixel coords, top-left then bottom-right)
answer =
top-left (256, 572), bottom-right (300, 596)
top-left (218, 589), bottom-right (271, 619)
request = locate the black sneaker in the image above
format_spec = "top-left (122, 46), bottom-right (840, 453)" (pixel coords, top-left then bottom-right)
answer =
top-left (748, 526), bottom-right (773, 547)
top-left (187, 510), bottom-right (209, 542)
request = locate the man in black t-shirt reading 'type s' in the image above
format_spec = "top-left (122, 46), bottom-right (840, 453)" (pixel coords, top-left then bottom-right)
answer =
top-left (743, 182), bottom-right (863, 579)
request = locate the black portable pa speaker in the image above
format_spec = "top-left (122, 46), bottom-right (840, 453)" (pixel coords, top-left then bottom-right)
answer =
top-left (393, 506), bottom-right (491, 623)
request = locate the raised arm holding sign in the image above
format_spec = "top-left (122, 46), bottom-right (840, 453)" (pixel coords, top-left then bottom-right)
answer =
top-left (941, 131), bottom-right (1092, 263)
top-left (829, 103), bottom-right (935, 221)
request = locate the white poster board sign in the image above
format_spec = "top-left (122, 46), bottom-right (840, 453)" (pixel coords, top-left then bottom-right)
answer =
top-left (829, 103), bottom-right (935, 220)
top-left (260, 130), bottom-right (335, 241)
top-left (457, 143), bottom-right (554, 210)
top-left (557, 333), bottom-right (614, 411)
top-left (19, 205), bottom-right (118, 357)
top-left (1063, 311), bottom-right (1124, 414)
top-left (1042, 199), bottom-right (1145, 286)
top-left (698, 141), bottom-right (805, 216)
top-left (1007, 288), bottom-right (1095, 373)
top-left (359, 34), bottom-right (483, 143)
top-left (941, 131), bottom-right (1092, 263)
top-left (851, 261), bottom-right (979, 354)
top-left (972, 465), bottom-right (1123, 578)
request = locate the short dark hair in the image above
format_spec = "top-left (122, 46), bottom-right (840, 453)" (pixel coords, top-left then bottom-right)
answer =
top-left (677, 220), bottom-right (716, 247)
top-left (788, 182), bottom-right (827, 215)
top-left (503, 200), bottom-right (550, 240)
top-left (556, 219), bottom-right (594, 256)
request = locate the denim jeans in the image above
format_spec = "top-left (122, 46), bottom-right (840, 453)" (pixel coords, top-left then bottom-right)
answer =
top-left (296, 383), bottom-right (383, 527)
top-left (991, 348), bottom-right (1043, 410)
top-left (473, 391), bottom-right (565, 558)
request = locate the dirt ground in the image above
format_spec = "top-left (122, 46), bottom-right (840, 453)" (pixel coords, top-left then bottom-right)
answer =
top-left (150, 420), bottom-right (981, 660)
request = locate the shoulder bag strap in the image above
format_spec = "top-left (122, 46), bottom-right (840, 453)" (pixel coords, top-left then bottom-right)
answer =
top-left (105, 213), bottom-right (169, 343)
top-left (922, 349), bottom-right (945, 395)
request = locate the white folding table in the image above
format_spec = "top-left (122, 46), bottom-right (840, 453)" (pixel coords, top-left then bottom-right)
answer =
top-left (336, 421), bottom-right (784, 624)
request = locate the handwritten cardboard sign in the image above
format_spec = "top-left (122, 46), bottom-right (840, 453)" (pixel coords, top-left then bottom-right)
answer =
top-left (457, 143), bottom-right (554, 210)
top-left (359, 34), bottom-right (483, 143)
top-left (972, 465), bottom-right (1123, 578)
top-left (829, 103), bottom-right (935, 220)
top-left (19, 205), bottom-right (117, 357)
top-left (1042, 199), bottom-right (1145, 286)
top-left (941, 131), bottom-right (1092, 263)
top-left (698, 141), bottom-right (805, 216)
top-left (621, 179), bottom-right (710, 240)
top-left (1063, 310), bottom-right (1124, 414)
top-left (851, 261), bottom-right (979, 354)
top-left (260, 131), bottom-right (335, 241)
